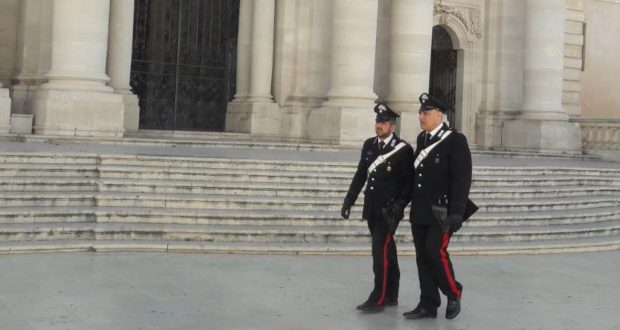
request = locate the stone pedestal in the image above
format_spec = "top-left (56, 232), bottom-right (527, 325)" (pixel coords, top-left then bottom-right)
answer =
top-left (10, 114), bottom-right (33, 134)
top-left (120, 92), bottom-right (140, 133)
top-left (0, 87), bottom-right (10, 134)
top-left (502, 119), bottom-right (582, 153)
top-left (33, 0), bottom-right (124, 137)
top-left (397, 111), bottom-right (420, 142)
top-left (33, 87), bottom-right (124, 136)
top-left (306, 106), bottom-right (375, 146)
top-left (475, 112), bottom-right (506, 148)
top-left (226, 101), bottom-right (281, 136)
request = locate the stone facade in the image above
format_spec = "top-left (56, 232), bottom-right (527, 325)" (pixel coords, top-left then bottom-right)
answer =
top-left (0, 0), bottom-right (618, 154)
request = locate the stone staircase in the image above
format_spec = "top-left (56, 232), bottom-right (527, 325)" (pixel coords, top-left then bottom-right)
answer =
top-left (1, 152), bottom-right (619, 255)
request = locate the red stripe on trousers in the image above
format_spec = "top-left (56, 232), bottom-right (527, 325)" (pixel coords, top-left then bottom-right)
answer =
top-left (440, 232), bottom-right (462, 299)
top-left (377, 233), bottom-right (392, 305)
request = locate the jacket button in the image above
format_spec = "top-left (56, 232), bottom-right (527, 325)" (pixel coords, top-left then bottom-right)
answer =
top-left (417, 184), bottom-right (421, 188)
top-left (371, 178), bottom-right (375, 181)
top-left (370, 187), bottom-right (374, 190)
top-left (418, 173), bottom-right (422, 177)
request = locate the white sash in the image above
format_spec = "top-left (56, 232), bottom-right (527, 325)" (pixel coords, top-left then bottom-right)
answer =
top-left (366, 142), bottom-right (408, 176)
top-left (414, 130), bottom-right (452, 169)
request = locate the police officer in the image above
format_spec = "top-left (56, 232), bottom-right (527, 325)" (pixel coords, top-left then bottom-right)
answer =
top-left (403, 93), bottom-right (473, 320)
top-left (341, 103), bottom-right (414, 313)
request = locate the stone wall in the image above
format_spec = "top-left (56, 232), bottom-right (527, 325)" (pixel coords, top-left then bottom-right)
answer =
top-left (581, 0), bottom-right (620, 119)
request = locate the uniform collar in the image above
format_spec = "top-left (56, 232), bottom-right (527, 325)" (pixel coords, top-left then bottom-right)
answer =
top-left (426, 122), bottom-right (447, 139)
top-left (377, 133), bottom-right (395, 148)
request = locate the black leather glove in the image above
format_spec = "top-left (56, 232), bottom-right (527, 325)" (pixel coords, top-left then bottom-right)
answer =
top-left (387, 200), bottom-right (406, 222)
top-left (341, 201), bottom-right (352, 219)
top-left (448, 214), bottom-right (463, 232)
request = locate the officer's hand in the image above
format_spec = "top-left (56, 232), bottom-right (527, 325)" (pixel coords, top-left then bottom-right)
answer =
top-left (448, 214), bottom-right (463, 232)
top-left (341, 204), bottom-right (351, 219)
top-left (388, 201), bottom-right (405, 221)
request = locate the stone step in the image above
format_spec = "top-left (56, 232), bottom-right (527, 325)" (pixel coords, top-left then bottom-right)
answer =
top-left (3, 155), bottom-right (620, 178)
top-left (0, 171), bottom-right (620, 193)
top-left (0, 153), bottom-right (97, 165)
top-left (1, 235), bottom-right (619, 255)
top-left (97, 170), bottom-right (620, 187)
top-left (94, 193), bottom-right (620, 213)
top-left (0, 135), bottom-right (606, 160)
top-left (1, 192), bottom-right (618, 213)
top-left (2, 162), bottom-right (618, 188)
top-left (2, 177), bottom-right (618, 200)
top-left (0, 206), bottom-right (618, 228)
top-left (1, 220), bottom-right (619, 244)
top-left (0, 178), bottom-right (98, 192)
top-left (0, 166), bottom-right (98, 178)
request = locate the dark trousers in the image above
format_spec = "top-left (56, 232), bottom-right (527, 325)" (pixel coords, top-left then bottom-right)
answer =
top-left (411, 224), bottom-right (462, 311)
top-left (367, 210), bottom-right (400, 304)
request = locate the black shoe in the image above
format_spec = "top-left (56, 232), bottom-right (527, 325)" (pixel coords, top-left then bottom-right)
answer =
top-left (403, 305), bottom-right (437, 320)
top-left (384, 298), bottom-right (398, 307)
top-left (356, 300), bottom-right (385, 313)
top-left (446, 299), bottom-right (461, 319)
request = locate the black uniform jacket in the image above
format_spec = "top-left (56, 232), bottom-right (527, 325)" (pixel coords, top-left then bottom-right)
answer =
top-left (409, 123), bottom-right (472, 225)
top-left (344, 134), bottom-right (414, 221)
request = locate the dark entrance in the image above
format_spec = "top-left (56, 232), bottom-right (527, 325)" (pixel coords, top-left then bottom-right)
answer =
top-left (130, 0), bottom-right (239, 131)
top-left (429, 25), bottom-right (458, 127)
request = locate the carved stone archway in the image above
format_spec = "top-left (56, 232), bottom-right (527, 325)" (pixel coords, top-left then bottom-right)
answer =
top-left (433, 3), bottom-right (482, 138)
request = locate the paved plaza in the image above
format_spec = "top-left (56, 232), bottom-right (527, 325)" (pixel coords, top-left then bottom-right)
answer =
top-left (0, 251), bottom-right (619, 330)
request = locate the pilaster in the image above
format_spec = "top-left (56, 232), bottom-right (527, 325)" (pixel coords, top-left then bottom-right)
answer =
top-left (33, 0), bottom-right (124, 137)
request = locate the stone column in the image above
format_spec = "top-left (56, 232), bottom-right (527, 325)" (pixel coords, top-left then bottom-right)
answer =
top-left (502, 0), bottom-right (581, 152)
top-left (107, 0), bottom-right (139, 133)
top-left (476, 0), bottom-right (524, 147)
top-left (0, 0), bottom-right (21, 133)
top-left (387, 0), bottom-right (433, 142)
top-left (11, 0), bottom-right (39, 116)
top-left (33, 0), bottom-right (124, 137)
top-left (306, 0), bottom-right (379, 145)
top-left (0, 82), bottom-right (9, 134)
top-left (231, 0), bottom-right (253, 102)
top-left (226, 0), bottom-right (279, 135)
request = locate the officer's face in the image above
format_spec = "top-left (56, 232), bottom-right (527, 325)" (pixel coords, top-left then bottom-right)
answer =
top-left (375, 120), bottom-right (394, 139)
top-left (419, 109), bottom-right (443, 132)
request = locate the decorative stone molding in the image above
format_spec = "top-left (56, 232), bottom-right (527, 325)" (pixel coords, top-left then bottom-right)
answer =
top-left (574, 119), bottom-right (620, 150)
top-left (434, 3), bottom-right (482, 39)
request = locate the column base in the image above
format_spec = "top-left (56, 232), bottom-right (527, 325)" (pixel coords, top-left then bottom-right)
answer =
top-left (305, 106), bottom-right (375, 146)
top-left (0, 88), bottom-right (11, 134)
top-left (475, 112), bottom-right (508, 148)
top-left (279, 98), bottom-right (324, 139)
top-left (9, 84), bottom-right (36, 115)
top-left (502, 119), bottom-right (582, 153)
top-left (10, 114), bottom-right (33, 134)
top-left (225, 101), bottom-right (281, 136)
top-left (33, 88), bottom-right (125, 137)
top-left (120, 92), bottom-right (140, 134)
top-left (279, 105), bottom-right (310, 139)
top-left (397, 111), bottom-right (421, 143)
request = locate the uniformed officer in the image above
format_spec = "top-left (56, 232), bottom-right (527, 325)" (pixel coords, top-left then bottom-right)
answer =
top-left (341, 103), bottom-right (414, 313)
top-left (403, 93), bottom-right (473, 320)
